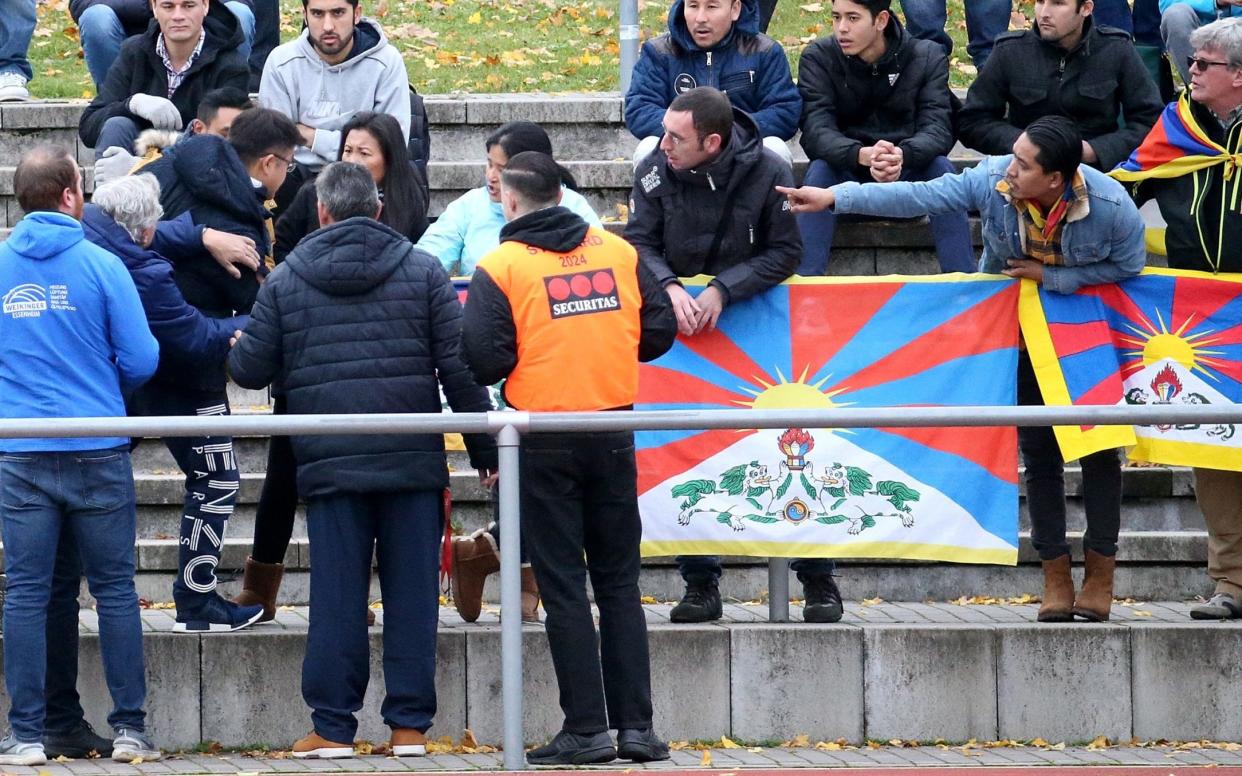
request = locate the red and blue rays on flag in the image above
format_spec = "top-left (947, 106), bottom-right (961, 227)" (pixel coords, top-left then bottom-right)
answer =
top-left (1112, 94), bottom-right (1231, 183)
top-left (634, 276), bottom-right (1021, 564)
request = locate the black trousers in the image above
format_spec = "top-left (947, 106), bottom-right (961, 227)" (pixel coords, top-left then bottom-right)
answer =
top-left (252, 394), bottom-right (298, 565)
top-left (520, 431), bottom-right (653, 734)
top-left (1017, 351), bottom-right (1122, 560)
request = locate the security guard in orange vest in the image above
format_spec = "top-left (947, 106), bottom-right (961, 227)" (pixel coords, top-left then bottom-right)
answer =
top-left (460, 151), bottom-right (677, 766)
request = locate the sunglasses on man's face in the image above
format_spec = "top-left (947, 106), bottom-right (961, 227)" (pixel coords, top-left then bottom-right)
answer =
top-left (1187, 55), bottom-right (1232, 73)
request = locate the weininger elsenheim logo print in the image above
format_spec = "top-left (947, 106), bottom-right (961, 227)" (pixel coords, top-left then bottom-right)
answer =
top-left (3, 284), bottom-right (47, 318)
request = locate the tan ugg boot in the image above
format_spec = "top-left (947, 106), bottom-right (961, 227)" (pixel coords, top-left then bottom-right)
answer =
top-left (1073, 549), bottom-right (1116, 622)
top-left (521, 566), bottom-right (541, 623)
top-left (232, 556), bottom-right (284, 623)
top-left (451, 530), bottom-right (500, 622)
top-left (1037, 555), bottom-right (1074, 622)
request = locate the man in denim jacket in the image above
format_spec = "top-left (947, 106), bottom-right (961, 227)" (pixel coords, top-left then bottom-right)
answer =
top-left (780, 116), bottom-right (1144, 624)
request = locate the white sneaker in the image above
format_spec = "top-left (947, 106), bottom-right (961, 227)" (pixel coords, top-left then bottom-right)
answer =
top-left (0, 72), bottom-right (29, 103)
top-left (111, 728), bottom-right (161, 762)
top-left (0, 734), bottom-right (46, 766)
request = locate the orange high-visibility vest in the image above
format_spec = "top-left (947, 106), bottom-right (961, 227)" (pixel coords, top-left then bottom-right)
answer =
top-left (477, 227), bottom-right (644, 412)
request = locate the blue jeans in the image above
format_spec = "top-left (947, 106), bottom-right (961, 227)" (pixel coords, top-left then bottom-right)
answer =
top-left (79, 1), bottom-right (255, 87)
top-left (1092, 0), bottom-right (1134, 34)
top-left (677, 556), bottom-right (836, 585)
top-left (0, 0), bottom-right (36, 80)
top-left (898, 0), bottom-right (1009, 70)
top-left (0, 449), bottom-right (147, 742)
top-left (303, 490), bottom-right (442, 743)
top-left (796, 157), bottom-right (975, 275)
top-left (43, 520), bottom-right (92, 736)
top-left (95, 115), bottom-right (143, 152)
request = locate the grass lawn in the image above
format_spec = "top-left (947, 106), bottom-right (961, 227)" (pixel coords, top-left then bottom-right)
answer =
top-left (26, 0), bottom-right (1037, 99)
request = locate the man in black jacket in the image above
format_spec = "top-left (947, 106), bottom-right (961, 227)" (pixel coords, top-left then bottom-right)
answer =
top-left (624, 88), bottom-right (842, 624)
top-left (958, 0), bottom-right (1162, 172)
top-left (796, 0), bottom-right (972, 274)
top-left (78, 0), bottom-right (249, 154)
top-left (461, 152), bottom-right (676, 766)
top-left (229, 161), bottom-right (496, 759)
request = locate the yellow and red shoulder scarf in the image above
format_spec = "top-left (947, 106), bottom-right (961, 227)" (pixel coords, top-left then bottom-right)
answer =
top-left (1110, 93), bottom-right (1242, 183)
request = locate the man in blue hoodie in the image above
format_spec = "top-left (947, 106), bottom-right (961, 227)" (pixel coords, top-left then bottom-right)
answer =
top-left (624, 0), bottom-right (801, 166)
top-left (0, 145), bottom-right (160, 766)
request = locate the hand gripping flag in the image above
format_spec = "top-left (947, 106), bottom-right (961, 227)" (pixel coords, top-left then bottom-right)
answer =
top-left (635, 275), bottom-right (1021, 565)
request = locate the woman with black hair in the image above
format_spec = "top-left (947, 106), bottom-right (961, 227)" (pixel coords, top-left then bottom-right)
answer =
top-left (273, 111), bottom-right (429, 263)
top-left (416, 120), bottom-right (601, 276)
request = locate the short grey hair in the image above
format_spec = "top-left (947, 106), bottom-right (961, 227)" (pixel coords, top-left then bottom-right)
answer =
top-left (315, 162), bottom-right (379, 222)
top-left (1191, 17), bottom-right (1242, 69)
top-left (92, 174), bottom-right (164, 243)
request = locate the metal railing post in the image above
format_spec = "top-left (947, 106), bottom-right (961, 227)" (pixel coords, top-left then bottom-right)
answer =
top-left (619, 0), bottom-right (639, 94)
top-left (496, 423), bottom-right (526, 770)
top-left (768, 558), bottom-right (789, 622)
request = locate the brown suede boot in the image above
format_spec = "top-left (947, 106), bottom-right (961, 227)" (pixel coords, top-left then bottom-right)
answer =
top-left (451, 530), bottom-right (500, 622)
top-left (232, 556), bottom-right (284, 623)
top-left (1073, 549), bottom-right (1116, 622)
top-left (1038, 555), bottom-right (1074, 622)
top-left (521, 566), bottom-right (541, 623)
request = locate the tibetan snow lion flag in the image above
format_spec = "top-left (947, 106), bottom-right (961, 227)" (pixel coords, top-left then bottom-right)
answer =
top-left (1020, 268), bottom-right (1242, 469)
top-left (635, 275), bottom-right (1021, 565)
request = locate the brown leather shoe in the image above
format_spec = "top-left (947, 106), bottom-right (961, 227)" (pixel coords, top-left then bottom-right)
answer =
top-left (232, 556), bottom-right (284, 623)
top-left (390, 728), bottom-right (426, 757)
top-left (291, 732), bottom-right (353, 759)
top-left (521, 566), bottom-right (541, 623)
top-left (366, 607), bottom-right (376, 626)
top-left (1073, 549), bottom-right (1116, 622)
top-left (451, 530), bottom-right (500, 622)
top-left (1038, 555), bottom-right (1074, 622)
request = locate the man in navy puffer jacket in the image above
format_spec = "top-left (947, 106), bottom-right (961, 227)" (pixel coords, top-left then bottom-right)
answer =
top-left (624, 0), bottom-right (801, 166)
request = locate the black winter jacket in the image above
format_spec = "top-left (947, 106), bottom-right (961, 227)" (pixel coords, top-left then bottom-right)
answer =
top-left (141, 133), bottom-right (269, 317)
top-left (957, 18), bottom-right (1162, 170)
top-left (78, 1), bottom-right (249, 149)
top-left (228, 217), bottom-right (497, 497)
top-left (798, 16), bottom-right (954, 174)
top-left (623, 108), bottom-right (800, 303)
top-left (1132, 98), bottom-right (1242, 274)
top-left (460, 206), bottom-right (677, 395)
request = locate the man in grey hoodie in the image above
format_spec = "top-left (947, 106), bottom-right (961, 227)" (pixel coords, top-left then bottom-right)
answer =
top-left (257, 0), bottom-right (409, 209)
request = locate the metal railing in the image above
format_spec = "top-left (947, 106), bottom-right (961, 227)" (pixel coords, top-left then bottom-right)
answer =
top-left (3, 402), bottom-right (1242, 768)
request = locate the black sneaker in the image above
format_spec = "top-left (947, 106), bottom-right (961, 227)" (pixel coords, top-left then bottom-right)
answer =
top-left (45, 720), bottom-right (113, 759)
top-left (802, 575), bottom-right (844, 623)
top-left (669, 582), bottom-right (722, 623)
top-left (617, 728), bottom-right (670, 762)
top-left (173, 593), bottom-right (264, 633)
top-left (526, 730), bottom-right (616, 765)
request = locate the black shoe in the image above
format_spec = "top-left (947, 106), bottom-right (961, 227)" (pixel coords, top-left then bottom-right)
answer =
top-left (44, 720), bottom-right (113, 759)
top-left (669, 582), bottom-right (722, 623)
top-left (617, 728), bottom-right (670, 762)
top-left (526, 730), bottom-right (616, 765)
top-left (802, 574), bottom-right (844, 623)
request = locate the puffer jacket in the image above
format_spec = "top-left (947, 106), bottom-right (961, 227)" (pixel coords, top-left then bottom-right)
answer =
top-left (228, 217), bottom-right (497, 497)
top-left (623, 0), bottom-right (801, 140)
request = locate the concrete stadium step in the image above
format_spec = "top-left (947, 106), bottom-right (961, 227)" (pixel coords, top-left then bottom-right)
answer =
top-left (53, 601), bottom-right (1242, 750)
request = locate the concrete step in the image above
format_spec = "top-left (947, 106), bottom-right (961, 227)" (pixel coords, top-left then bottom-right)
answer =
top-left (53, 601), bottom-right (1242, 750)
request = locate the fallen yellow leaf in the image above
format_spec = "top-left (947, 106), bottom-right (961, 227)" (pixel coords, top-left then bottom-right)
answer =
top-left (467, 11), bottom-right (481, 23)
top-left (699, 751), bottom-right (712, 767)
top-left (719, 736), bottom-right (740, 749)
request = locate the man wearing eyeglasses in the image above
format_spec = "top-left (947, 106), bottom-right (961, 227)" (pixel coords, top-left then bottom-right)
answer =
top-left (958, 0), bottom-right (1163, 172)
top-left (126, 107), bottom-right (302, 634)
top-left (1116, 16), bottom-right (1242, 621)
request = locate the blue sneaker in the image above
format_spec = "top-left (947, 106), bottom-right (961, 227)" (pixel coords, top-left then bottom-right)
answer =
top-left (173, 593), bottom-right (264, 633)
top-left (111, 729), bottom-right (160, 762)
top-left (0, 734), bottom-right (46, 765)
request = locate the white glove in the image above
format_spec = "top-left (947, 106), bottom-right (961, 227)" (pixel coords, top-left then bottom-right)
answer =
top-left (93, 146), bottom-right (138, 186)
top-left (128, 94), bottom-right (182, 130)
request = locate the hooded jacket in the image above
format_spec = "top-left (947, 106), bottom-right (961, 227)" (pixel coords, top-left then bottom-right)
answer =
top-left (623, 108), bottom-right (800, 303)
top-left (228, 217), bottom-right (497, 497)
top-left (797, 15), bottom-right (954, 174)
top-left (461, 207), bottom-right (677, 411)
top-left (0, 211), bottom-right (159, 452)
top-left (1131, 98), bottom-right (1242, 274)
top-left (81, 204), bottom-right (246, 390)
top-left (78, 1), bottom-right (249, 149)
top-left (957, 17), bottom-right (1163, 170)
top-left (623, 0), bottom-right (801, 141)
top-left (141, 132), bottom-right (270, 318)
top-left (259, 19), bottom-right (411, 169)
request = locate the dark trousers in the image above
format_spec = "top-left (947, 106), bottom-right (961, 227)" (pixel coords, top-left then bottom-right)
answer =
top-left (302, 490), bottom-right (442, 743)
top-left (130, 385), bottom-right (239, 611)
top-left (677, 556), bottom-right (835, 585)
top-left (1018, 351), bottom-right (1122, 560)
top-left (521, 431), bottom-right (653, 734)
top-left (44, 521), bottom-right (88, 735)
top-left (252, 394), bottom-right (297, 565)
